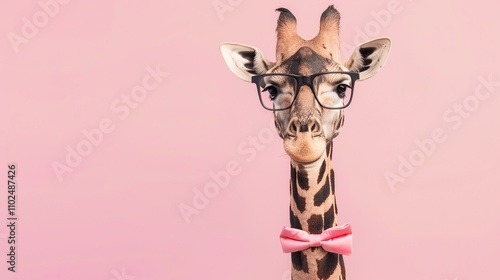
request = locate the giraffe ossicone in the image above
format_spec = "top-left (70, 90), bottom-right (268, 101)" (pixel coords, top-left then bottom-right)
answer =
top-left (220, 5), bottom-right (391, 280)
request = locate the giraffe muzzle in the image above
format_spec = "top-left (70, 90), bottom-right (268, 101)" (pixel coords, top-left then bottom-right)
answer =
top-left (283, 116), bottom-right (326, 164)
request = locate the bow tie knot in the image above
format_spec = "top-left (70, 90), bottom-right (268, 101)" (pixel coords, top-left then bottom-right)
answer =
top-left (308, 233), bottom-right (322, 248)
top-left (280, 224), bottom-right (352, 255)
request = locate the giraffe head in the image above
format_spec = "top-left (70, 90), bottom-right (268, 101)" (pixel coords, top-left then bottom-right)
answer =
top-left (220, 6), bottom-right (391, 164)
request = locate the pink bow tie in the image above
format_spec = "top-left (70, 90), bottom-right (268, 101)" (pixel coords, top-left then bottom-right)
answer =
top-left (280, 224), bottom-right (352, 255)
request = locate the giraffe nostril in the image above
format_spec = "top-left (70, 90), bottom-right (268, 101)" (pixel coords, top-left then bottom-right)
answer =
top-left (287, 117), bottom-right (322, 137)
top-left (310, 118), bottom-right (322, 136)
top-left (287, 118), bottom-right (300, 136)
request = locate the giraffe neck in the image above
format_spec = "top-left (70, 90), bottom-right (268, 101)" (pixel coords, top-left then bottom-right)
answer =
top-left (289, 142), bottom-right (346, 280)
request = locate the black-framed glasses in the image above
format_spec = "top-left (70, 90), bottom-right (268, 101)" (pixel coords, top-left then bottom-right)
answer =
top-left (250, 72), bottom-right (360, 111)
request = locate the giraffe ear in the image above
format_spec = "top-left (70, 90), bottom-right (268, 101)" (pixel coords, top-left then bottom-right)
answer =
top-left (344, 38), bottom-right (391, 81)
top-left (220, 43), bottom-right (275, 82)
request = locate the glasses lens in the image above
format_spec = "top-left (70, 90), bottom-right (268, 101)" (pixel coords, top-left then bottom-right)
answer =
top-left (313, 73), bottom-right (353, 109)
top-left (257, 75), bottom-right (297, 110)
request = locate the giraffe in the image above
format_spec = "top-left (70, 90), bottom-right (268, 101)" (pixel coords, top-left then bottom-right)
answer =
top-left (220, 5), bottom-right (391, 280)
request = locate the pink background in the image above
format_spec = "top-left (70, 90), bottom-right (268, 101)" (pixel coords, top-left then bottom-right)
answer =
top-left (1, 0), bottom-right (499, 279)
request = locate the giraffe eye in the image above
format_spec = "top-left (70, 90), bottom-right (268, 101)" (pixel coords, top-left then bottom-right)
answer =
top-left (336, 84), bottom-right (348, 98)
top-left (263, 85), bottom-right (279, 100)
